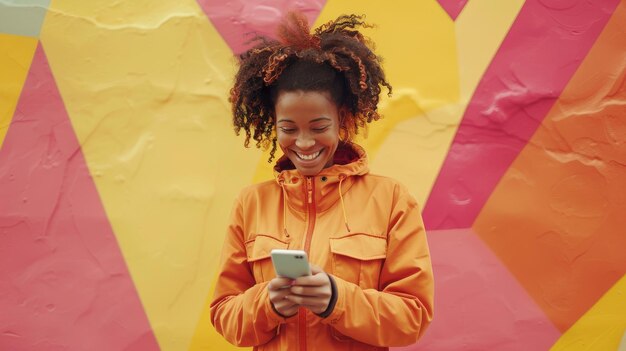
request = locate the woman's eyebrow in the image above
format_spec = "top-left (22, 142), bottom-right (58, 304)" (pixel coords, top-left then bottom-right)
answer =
top-left (309, 117), bottom-right (331, 123)
top-left (276, 117), bottom-right (332, 123)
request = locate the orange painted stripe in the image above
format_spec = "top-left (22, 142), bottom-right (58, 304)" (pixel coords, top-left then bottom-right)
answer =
top-left (474, 2), bottom-right (626, 332)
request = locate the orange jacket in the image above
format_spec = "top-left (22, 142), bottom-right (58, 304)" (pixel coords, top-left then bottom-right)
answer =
top-left (211, 143), bottom-right (434, 350)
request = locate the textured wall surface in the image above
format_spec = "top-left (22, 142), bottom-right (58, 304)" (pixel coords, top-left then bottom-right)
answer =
top-left (1, 0), bottom-right (625, 350)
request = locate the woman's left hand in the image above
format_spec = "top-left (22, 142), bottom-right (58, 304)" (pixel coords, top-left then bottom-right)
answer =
top-left (286, 265), bottom-right (332, 315)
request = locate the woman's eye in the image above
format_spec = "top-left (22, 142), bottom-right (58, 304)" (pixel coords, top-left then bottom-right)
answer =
top-left (279, 128), bottom-right (296, 133)
top-left (313, 126), bottom-right (329, 132)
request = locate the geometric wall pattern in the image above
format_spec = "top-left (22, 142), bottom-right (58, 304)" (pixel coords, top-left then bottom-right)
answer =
top-left (1, 0), bottom-right (625, 350)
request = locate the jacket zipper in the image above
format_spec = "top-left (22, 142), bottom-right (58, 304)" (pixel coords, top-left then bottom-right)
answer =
top-left (299, 176), bottom-right (316, 351)
top-left (304, 177), bottom-right (315, 255)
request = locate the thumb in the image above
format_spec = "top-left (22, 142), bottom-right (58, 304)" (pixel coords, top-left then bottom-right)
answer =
top-left (310, 264), bottom-right (323, 275)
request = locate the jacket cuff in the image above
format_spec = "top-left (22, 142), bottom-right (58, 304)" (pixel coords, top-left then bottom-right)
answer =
top-left (316, 274), bottom-right (338, 318)
top-left (319, 274), bottom-right (346, 324)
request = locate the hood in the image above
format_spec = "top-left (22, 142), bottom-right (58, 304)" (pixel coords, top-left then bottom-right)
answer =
top-left (273, 142), bottom-right (369, 234)
top-left (274, 143), bottom-right (369, 219)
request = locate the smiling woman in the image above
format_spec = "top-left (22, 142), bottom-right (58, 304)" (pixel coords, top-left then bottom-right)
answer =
top-left (210, 11), bottom-right (434, 351)
top-left (275, 90), bottom-right (341, 176)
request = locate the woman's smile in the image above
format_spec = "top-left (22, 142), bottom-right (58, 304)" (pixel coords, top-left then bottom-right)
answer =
top-left (293, 149), bottom-right (323, 161)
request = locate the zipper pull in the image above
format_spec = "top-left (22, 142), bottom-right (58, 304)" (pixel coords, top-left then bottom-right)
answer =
top-left (307, 177), bottom-right (313, 204)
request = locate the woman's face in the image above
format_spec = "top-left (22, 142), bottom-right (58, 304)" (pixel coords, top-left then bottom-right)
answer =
top-left (275, 90), bottom-right (341, 177)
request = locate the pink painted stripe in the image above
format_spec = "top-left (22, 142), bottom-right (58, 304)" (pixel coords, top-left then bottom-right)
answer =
top-left (0, 44), bottom-right (159, 351)
top-left (437, 0), bottom-right (468, 21)
top-left (196, 0), bottom-right (327, 54)
top-left (394, 228), bottom-right (561, 351)
top-left (422, 0), bottom-right (620, 230)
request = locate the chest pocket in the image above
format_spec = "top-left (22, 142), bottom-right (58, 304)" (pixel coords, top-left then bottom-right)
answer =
top-left (245, 234), bottom-right (289, 283)
top-left (329, 233), bottom-right (387, 289)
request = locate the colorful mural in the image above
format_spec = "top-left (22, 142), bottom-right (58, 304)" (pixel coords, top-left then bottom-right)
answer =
top-left (1, 0), bottom-right (625, 350)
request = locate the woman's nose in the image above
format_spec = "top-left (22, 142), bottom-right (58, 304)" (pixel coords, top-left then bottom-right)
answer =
top-left (295, 134), bottom-right (315, 149)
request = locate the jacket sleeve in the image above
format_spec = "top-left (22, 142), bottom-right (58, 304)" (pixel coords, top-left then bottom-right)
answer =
top-left (321, 184), bottom-right (435, 347)
top-left (210, 195), bottom-right (292, 347)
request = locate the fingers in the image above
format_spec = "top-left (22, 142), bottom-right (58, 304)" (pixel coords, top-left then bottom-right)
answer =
top-left (271, 296), bottom-right (300, 316)
top-left (294, 270), bottom-right (329, 287)
top-left (268, 277), bottom-right (294, 302)
top-left (268, 278), bottom-right (300, 317)
top-left (288, 268), bottom-right (332, 315)
top-left (289, 285), bottom-right (331, 298)
top-left (268, 268), bottom-right (332, 316)
top-left (268, 277), bottom-right (294, 291)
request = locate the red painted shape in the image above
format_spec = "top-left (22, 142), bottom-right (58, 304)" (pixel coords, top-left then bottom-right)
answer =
top-left (394, 228), bottom-right (561, 351)
top-left (196, 0), bottom-right (327, 54)
top-left (0, 44), bottom-right (159, 351)
top-left (422, 0), bottom-right (620, 230)
top-left (437, 0), bottom-right (468, 21)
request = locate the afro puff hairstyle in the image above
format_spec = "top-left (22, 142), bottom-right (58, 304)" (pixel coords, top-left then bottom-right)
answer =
top-left (229, 12), bottom-right (392, 162)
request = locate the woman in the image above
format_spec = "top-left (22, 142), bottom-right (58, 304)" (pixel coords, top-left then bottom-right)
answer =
top-left (210, 12), bottom-right (434, 351)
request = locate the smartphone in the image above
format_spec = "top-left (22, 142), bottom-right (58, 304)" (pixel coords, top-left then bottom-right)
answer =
top-left (270, 249), bottom-right (311, 279)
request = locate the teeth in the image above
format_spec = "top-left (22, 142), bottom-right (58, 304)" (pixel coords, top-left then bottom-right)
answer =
top-left (296, 150), bottom-right (322, 161)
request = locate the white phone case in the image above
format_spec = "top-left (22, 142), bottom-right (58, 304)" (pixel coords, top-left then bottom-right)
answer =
top-left (270, 249), bottom-right (311, 279)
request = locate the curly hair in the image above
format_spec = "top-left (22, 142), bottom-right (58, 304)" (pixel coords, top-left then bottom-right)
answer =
top-left (229, 12), bottom-right (392, 162)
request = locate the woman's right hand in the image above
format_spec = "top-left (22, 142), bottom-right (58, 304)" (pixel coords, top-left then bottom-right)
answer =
top-left (268, 277), bottom-right (300, 317)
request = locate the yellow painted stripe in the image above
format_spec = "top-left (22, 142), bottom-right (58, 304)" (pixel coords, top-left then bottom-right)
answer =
top-left (456, 0), bottom-right (525, 100)
top-left (550, 275), bottom-right (626, 351)
top-left (40, 1), bottom-right (260, 350)
top-left (0, 33), bottom-right (38, 150)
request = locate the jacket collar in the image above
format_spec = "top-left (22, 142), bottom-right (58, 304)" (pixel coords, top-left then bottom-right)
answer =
top-left (273, 142), bottom-right (369, 214)
top-left (274, 142), bottom-right (369, 183)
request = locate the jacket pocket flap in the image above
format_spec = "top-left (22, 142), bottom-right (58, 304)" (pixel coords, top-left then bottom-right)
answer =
top-left (329, 234), bottom-right (387, 260)
top-left (245, 235), bottom-right (289, 263)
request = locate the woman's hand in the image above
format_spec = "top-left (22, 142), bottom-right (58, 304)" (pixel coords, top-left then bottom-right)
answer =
top-left (268, 277), bottom-right (300, 317)
top-left (286, 265), bottom-right (332, 315)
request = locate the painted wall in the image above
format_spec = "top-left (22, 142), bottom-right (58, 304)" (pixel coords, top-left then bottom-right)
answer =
top-left (1, 0), bottom-right (625, 350)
